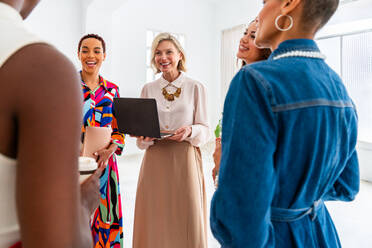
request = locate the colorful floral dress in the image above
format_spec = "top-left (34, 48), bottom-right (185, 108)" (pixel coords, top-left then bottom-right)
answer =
top-left (81, 75), bottom-right (125, 248)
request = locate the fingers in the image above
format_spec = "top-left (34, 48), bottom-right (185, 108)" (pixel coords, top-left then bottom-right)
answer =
top-left (168, 133), bottom-right (183, 142)
top-left (92, 163), bottom-right (105, 180)
top-left (212, 168), bottom-right (216, 181)
top-left (96, 156), bottom-right (105, 167)
top-left (137, 136), bottom-right (155, 142)
top-left (174, 127), bottom-right (187, 135)
top-left (130, 135), bottom-right (141, 138)
top-left (93, 148), bottom-right (106, 158)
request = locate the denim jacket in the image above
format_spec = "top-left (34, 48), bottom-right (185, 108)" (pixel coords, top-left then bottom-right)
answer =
top-left (210, 39), bottom-right (359, 248)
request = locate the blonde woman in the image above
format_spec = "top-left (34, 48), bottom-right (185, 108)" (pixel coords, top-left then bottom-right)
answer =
top-left (133, 33), bottom-right (209, 248)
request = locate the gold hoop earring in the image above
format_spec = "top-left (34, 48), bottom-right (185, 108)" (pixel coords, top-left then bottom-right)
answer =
top-left (275, 14), bottom-right (293, 32)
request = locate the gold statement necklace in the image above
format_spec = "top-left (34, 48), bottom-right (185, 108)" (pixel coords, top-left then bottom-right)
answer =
top-left (162, 84), bottom-right (181, 101)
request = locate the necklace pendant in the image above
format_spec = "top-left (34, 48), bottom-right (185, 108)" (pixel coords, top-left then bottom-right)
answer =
top-left (162, 85), bottom-right (181, 101)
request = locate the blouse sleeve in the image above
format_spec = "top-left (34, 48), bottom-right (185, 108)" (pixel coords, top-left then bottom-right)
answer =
top-left (136, 85), bottom-right (155, 150)
top-left (111, 87), bottom-right (125, 155)
top-left (185, 82), bottom-right (210, 146)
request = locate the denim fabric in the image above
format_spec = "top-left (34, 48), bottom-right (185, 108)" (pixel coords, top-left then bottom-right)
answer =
top-left (210, 39), bottom-right (359, 248)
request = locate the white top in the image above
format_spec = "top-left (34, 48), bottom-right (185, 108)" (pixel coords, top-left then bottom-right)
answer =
top-left (0, 2), bottom-right (44, 247)
top-left (137, 72), bottom-right (210, 149)
top-left (0, 154), bottom-right (19, 248)
top-left (0, 3), bottom-right (43, 68)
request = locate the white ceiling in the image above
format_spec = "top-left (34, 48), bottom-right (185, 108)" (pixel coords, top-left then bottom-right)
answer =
top-left (202, 0), bottom-right (229, 4)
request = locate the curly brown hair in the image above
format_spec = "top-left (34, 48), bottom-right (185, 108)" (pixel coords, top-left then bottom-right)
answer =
top-left (78, 34), bottom-right (106, 53)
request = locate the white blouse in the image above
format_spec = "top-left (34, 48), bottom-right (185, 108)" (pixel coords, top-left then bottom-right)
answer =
top-left (136, 72), bottom-right (210, 149)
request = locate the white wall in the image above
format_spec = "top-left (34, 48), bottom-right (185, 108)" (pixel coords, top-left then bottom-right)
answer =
top-left (213, 0), bottom-right (261, 112)
top-left (214, 0), bottom-right (261, 31)
top-left (107, 0), bottom-right (219, 154)
top-left (328, 0), bottom-right (372, 25)
top-left (25, 0), bottom-right (83, 66)
top-left (22, 0), bottom-right (221, 155)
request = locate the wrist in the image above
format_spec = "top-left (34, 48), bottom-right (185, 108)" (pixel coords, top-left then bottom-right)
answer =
top-left (187, 126), bottom-right (192, 137)
top-left (109, 143), bottom-right (118, 152)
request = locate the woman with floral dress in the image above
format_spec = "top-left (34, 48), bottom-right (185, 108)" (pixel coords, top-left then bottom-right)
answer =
top-left (78, 33), bottom-right (125, 248)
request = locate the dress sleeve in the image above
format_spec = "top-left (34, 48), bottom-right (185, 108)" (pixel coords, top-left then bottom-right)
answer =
top-left (185, 82), bottom-right (210, 147)
top-left (210, 68), bottom-right (277, 247)
top-left (136, 85), bottom-right (154, 150)
top-left (111, 87), bottom-right (125, 155)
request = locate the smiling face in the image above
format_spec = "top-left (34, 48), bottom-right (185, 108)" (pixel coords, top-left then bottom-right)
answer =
top-left (78, 38), bottom-right (106, 74)
top-left (237, 21), bottom-right (263, 64)
top-left (255, 0), bottom-right (283, 49)
top-left (154, 40), bottom-right (182, 75)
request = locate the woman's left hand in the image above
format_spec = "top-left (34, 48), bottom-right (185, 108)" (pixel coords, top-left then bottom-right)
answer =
top-left (167, 126), bottom-right (192, 142)
top-left (94, 143), bottom-right (118, 167)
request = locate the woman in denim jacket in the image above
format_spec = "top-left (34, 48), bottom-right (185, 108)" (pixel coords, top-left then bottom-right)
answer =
top-left (210, 0), bottom-right (359, 247)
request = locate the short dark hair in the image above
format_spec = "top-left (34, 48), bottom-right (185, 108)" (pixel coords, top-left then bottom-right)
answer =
top-left (301, 0), bottom-right (339, 31)
top-left (78, 34), bottom-right (106, 53)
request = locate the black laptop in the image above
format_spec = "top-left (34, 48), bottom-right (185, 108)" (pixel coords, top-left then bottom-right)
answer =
top-left (113, 98), bottom-right (173, 139)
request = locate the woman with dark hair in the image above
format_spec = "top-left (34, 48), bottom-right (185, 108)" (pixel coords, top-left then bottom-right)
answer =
top-left (77, 34), bottom-right (125, 248)
top-left (238, 19), bottom-right (271, 67)
top-left (212, 18), bottom-right (271, 184)
top-left (211, 0), bottom-right (359, 247)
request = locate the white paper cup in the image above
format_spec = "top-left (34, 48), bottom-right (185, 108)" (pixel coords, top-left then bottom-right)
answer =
top-left (79, 157), bottom-right (98, 183)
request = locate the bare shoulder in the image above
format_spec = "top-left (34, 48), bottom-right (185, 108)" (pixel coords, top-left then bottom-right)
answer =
top-left (0, 43), bottom-right (81, 157)
top-left (1, 43), bottom-right (80, 106)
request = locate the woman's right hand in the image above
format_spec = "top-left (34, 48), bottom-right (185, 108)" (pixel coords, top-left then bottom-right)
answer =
top-left (80, 164), bottom-right (106, 215)
top-left (212, 138), bottom-right (222, 182)
top-left (134, 136), bottom-right (156, 142)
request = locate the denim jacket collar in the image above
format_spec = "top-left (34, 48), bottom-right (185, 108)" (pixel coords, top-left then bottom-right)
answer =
top-left (268, 39), bottom-right (320, 61)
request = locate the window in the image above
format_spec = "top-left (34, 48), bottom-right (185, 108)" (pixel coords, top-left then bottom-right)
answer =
top-left (317, 31), bottom-right (372, 143)
top-left (145, 30), bottom-right (186, 83)
top-left (220, 24), bottom-right (246, 100)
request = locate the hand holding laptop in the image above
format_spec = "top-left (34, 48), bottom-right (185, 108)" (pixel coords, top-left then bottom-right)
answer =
top-left (131, 136), bottom-right (156, 141)
top-left (167, 126), bottom-right (192, 142)
top-left (114, 98), bottom-right (175, 139)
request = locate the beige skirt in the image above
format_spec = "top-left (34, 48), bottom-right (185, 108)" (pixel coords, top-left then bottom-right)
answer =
top-left (133, 139), bottom-right (207, 248)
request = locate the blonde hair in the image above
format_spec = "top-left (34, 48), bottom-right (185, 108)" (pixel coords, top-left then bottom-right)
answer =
top-left (151, 32), bottom-right (187, 73)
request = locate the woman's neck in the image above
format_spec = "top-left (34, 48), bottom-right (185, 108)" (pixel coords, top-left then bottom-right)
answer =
top-left (270, 29), bottom-right (315, 51)
top-left (162, 70), bottom-right (181, 83)
top-left (81, 70), bottom-right (100, 90)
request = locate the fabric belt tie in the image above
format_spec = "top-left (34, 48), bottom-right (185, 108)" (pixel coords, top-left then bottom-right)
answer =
top-left (271, 200), bottom-right (323, 222)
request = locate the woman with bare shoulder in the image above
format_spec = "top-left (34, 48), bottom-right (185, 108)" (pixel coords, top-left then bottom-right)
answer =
top-left (0, 1), bottom-right (102, 247)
